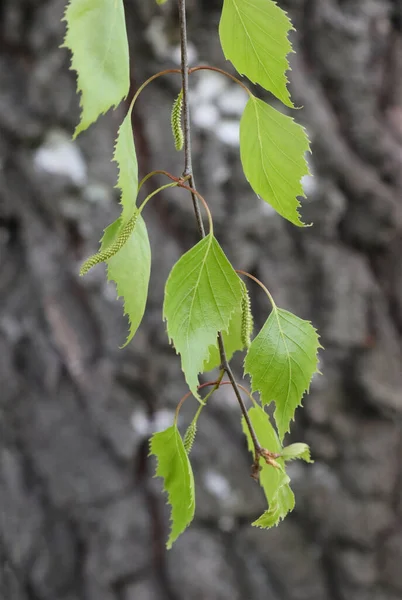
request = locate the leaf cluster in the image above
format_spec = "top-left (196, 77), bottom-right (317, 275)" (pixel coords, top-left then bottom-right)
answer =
top-left (62, 0), bottom-right (321, 548)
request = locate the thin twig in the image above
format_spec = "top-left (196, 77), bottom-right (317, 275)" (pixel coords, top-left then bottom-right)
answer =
top-left (177, 0), bottom-right (262, 465)
top-left (178, 0), bottom-right (205, 238)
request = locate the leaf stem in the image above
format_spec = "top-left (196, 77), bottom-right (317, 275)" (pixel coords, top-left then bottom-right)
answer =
top-left (219, 381), bottom-right (258, 407)
top-left (138, 182), bottom-right (180, 213)
top-left (189, 65), bottom-right (252, 96)
top-left (137, 170), bottom-right (182, 195)
top-left (236, 269), bottom-right (277, 311)
top-left (174, 376), bottom-right (224, 424)
top-left (177, 182), bottom-right (213, 235)
top-left (130, 69), bottom-right (181, 110)
top-left (178, 0), bottom-right (263, 465)
top-left (193, 369), bottom-right (225, 417)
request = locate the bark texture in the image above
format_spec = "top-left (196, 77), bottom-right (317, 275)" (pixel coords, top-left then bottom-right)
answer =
top-left (1, 1), bottom-right (402, 599)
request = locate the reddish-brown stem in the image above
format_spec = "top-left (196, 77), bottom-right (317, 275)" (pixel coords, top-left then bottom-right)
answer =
top-left (131, 69), bottom-right (181, 108)
top-left (189, 65), bottom-right (252, 96)
top-left (236, 269), bottom-right (276, 310)
top-left (174, 379), bottom-right (223, 423)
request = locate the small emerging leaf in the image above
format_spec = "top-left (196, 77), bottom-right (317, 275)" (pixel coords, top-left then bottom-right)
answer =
top-left (242, 405), bottom-right (294, 528)
top-left (281, 443), bottom-right (313, 463)
top-left (164, 234), bottom-right (243, 398)
top-left (63, 0), bottom-right (130, 137)
top-left (253, 484), bottom-right (295, 529)
top-left (240, 96), bottom-right (310, 226)
top-left (244, 307), bottom-right (320, 441)
top-left (150, 425), bottom-right (195, 548)
top-left (102, 215), bottom-right (151, 346)
top-left (219, 0), bottom-right (294, 107)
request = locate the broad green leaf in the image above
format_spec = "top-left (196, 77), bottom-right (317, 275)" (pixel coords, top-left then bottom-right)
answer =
top-left (281, 443), bottom-right (313, 463)
top-left (150, 425), bottom-right (195, 548)
top-left (242, 405), bottom-right (294, 528)
top-left (244, 307), bottom-right (320, 441)
top-left (101, 215), bottom-right (151, 346)
top-left (114, 105), bottom-right (138, 224)
top-left (63, 0), bottom-right (130, 136)
top-left (240, 96), bottom-right (310, 226)
top-left (219, 0), bottom-right (294, 107)
top-left (163, 234), bottom-right (243, 398)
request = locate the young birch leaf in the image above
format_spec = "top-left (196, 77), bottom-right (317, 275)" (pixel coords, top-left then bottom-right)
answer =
top-left (101, 215), bottom-right (151, 347)
top-left (281, 443), bottom-right (313, 463)
top-left (244, 308), bottom-right (320, 441)
top-left (240, 96), bottom-right (310, 226)
top-left (163, 234), bottom-right (243, 398)
top-left (219, 0), bottom-right (294, 107)
top-left (114, 105), bottom-right (138, 224)
top-left (253, 484), bottom-right (295, 529)
top-left (63, 0), bottom-right (130, 137)
top-left (150, 425), bottom-right (195, 549)
top-left (242, 405), bottom-right (294, 528)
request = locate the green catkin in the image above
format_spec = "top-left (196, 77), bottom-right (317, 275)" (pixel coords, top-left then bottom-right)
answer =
top-left (80, 211), bottom-right (139, 276)
top-left (183, 421), bottom-right (197, 455)
top-left (240, 283), bottom-right (253, 348)
top-left (171, 90), bottom-right (184, 151)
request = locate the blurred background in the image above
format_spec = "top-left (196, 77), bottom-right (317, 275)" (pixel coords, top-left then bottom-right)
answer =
top-left (1, 0), bottom-right (402, 599)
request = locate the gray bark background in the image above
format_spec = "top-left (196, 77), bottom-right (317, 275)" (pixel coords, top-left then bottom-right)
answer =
top-left (1, 1), bottom-right (402, 599)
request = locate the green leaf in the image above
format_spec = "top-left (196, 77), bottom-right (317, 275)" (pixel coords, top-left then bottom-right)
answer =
top-left (240, 96), bottom-right (310, 226)
top-left (102, 215), bottom-right (151, 347)
top-left (113, 105), bottom-right (138, 224)
top-left (253, 484), bottom-right (295, 529)
top-left (164, 234), bottom-right (243, 398)
top-left (150, 425), bottom-right (195, 548)
top-left (244, 307), bottom-right (320, 441)
top-left (281, 443), bottom-right (313, 463)
top-left (219, 0), bottom-right (294, 107)
top-left (242, 405), bottom-right (294, 528)
top-left (63, 0), bottom-right (130, 137)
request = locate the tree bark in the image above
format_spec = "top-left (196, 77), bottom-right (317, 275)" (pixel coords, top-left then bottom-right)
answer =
top-left (1, 1), bottom-right (402, 599)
